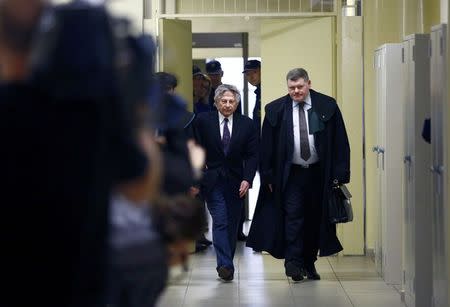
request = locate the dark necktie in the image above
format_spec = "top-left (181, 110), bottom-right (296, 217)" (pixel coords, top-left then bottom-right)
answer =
top-left (222, 117), bottom-right (231, 154)
top-left (298, 102), bottom-right (311, 161)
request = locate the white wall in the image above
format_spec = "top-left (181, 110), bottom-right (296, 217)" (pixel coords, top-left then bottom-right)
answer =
top-left (107, 0), bottom-right (144, 33)
top-left (442, 0), bottom-right (449, 22)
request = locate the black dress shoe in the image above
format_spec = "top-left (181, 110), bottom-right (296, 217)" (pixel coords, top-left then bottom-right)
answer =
top-left (195, 243), bottom-right (208, 253)
top-left (197, 235), bottom-right (212, 246)
top-left (285, 262), bottom-right (304, 282)
top-left (304, 264), bottom-right (321, 280)
top-left (237, 232), bottom-right (247, 241)
top-left (217, 266), bottom-right (234, 281)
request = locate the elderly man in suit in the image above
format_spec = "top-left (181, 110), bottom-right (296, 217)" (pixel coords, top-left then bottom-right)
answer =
top-left (193, 84), bottom-right (258, 281)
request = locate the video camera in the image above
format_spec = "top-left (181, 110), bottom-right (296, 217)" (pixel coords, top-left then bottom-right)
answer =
top-left (29, 1), bottom-right (156, 125)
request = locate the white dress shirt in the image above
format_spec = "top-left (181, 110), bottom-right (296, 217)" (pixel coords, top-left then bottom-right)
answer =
top-left (291, 93), bottom-right (319, 166)
top-left (218, 112), bottom-right (233, 138)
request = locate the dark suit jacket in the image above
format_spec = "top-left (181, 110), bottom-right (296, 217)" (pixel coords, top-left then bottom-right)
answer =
top-left (193, 111), bottom-right (258, 196)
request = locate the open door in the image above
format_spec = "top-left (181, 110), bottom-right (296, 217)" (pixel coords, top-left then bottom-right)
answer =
top-left (158, 19), bottom-right (193, 110)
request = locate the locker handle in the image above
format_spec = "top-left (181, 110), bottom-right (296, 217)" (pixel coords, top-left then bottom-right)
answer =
top-left (404, 156), bottom-right (412, 180)
top-left (379, 148), bottom-right (385, 170)
top-left (373, 146), bottom-right (380, 169)
top-left (430, 165), bottom-right (444, 195)
top-left (430, 165), bottom-right (444, 175)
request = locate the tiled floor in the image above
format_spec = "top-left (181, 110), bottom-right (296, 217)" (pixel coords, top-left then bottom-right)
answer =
top-left (156, 242), bottom-right (405, 307)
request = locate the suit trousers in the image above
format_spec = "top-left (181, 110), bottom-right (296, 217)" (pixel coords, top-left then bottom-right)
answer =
top-left (205, 179), bottom-right (242, 271)
top-left (284, 163), bottom-right (323, 267)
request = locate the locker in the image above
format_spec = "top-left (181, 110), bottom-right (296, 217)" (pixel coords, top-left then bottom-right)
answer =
top-left (373, 43), bottom-right (404, 286)
top-left (430, 24), bottom-right (449, 307)
top-left (401, 33), bottom-right (432, 307)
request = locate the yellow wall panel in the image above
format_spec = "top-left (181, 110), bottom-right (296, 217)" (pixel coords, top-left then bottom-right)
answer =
top-left (260, 17), bottom-right (335, 106)
top-left (424, 0), bottom-right (441, 31)
top-left (159, 19), bottom-right (194, 109)
top-left (339, 16), bottom-right (364, 255)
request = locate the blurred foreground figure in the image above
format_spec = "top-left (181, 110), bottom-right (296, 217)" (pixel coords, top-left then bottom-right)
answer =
top-left (106, 71), bottom-right (205, 307)
top-left (0, 1), bottom-right (160, 306)
top-left (155, 71), bottom-right (211, 253)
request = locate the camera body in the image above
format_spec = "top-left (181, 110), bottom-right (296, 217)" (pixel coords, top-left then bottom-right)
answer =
top-left (30, 2), bottom-right (155, 111)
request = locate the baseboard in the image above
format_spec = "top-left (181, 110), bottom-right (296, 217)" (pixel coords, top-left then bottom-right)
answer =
top-left (365, 247), bottom-right (375, 261)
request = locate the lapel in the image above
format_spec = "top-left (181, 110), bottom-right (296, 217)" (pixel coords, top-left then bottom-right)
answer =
top-left (211, 111), bottom-right (224, 155)
top-left (309, 89), bottom-right (336, 122)
top-left (309, 89), bottom-right (336, 157)
top-left (228, 112), bottom-right (241, 154)
top-left (310, 94), bottom-right (321, 154)
top-left (284, 97), bottom-right (294, 161)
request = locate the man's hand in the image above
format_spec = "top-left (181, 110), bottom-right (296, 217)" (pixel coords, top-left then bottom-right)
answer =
top-left (189, 186), bottom-right (200, 197)
top-left (239, 180), bottom-right (250, 198)
top-left (268, 184), bottom-right (273, 193)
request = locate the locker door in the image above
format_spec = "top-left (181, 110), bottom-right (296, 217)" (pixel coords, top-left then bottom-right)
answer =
top-left (402, 34), bottom-right (433, 307)
top-left (402, 38), bottom-right (414, 305)
top-left (430, 24), bottom-right (449, 307)
top-left (379, 47), bottom-right (388, 281)
top-left (374, 48), bottom-right (383, 276)
top-left (379, 43), bottom-right (404, 286)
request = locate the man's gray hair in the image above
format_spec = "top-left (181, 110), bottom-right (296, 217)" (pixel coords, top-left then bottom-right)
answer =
top-left (214, 84), bottom-right (241, 104)
top-left (286, 68), bottom-right (310, 82)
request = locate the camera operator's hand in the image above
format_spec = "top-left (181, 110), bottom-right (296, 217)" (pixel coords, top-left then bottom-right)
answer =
top-left (189, 186), bottom-right (200, 197)
top-left (118, 129), bottom-right (162, 205)
top-left (187, 139), bottom-right (205, 180)
top-left (139, 129), bottom-right (162, 201)
top-left (167, 240), bottom-right (192, 267)
top-left (155, 135), bottom-right (167, 145)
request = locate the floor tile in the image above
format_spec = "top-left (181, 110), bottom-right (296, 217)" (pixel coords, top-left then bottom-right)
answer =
top-left (349, 293), bottom-right (405, 307)
top-left (292, 295), bottom-right (353, 307)
top-left (156, 242), bottom-right (404, 307)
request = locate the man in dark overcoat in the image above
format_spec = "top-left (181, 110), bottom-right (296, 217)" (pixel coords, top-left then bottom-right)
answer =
top-left (247, 68), bottom-right (350, 282)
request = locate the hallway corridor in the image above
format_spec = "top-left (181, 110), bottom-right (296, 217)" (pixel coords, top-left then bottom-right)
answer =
top-left (157, 243), bottom-right (405, 307)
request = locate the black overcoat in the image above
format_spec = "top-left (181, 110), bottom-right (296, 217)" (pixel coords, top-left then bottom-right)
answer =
top-left (246, 89), bottom-right (350, 258)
